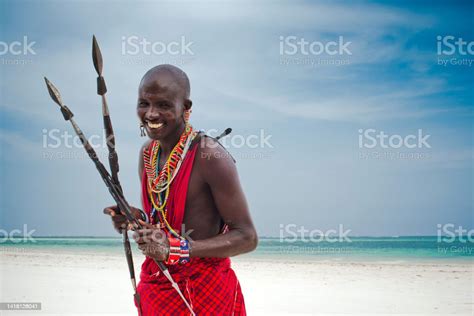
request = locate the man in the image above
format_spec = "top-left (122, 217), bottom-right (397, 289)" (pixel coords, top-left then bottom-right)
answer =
top-left (104, 64), bottom-right (258, 315)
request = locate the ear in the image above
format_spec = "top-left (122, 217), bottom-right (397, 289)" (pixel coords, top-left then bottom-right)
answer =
top-left (184, 99), bottom-right (192, 110)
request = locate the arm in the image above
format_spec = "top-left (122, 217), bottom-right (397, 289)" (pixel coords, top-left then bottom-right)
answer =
top-left (189, 137), bottom-right (258, 258)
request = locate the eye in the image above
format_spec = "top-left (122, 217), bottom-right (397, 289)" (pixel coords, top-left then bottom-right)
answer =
top-left (138, 101), bottom-right (149, 108)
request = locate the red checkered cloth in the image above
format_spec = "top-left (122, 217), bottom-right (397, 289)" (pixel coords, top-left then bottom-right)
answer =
top-left (137, 257), bottom-right (246, 315)
top-left (137, 141), bottom-right (246, 315)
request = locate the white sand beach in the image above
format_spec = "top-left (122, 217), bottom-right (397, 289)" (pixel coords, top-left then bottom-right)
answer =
top-left (1, 249), bottom-right (472, 316)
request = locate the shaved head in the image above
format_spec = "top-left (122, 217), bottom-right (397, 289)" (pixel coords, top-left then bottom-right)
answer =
top-left (139, 64), bottom-right (190, 99)
top-left (137, 64), bottom-right (192, 141)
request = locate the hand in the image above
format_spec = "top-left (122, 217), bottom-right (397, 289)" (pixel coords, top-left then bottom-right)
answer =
top-left (133, 220), bottom-right (170, 261)
top-left (103, 205), bottom-right (142, 234)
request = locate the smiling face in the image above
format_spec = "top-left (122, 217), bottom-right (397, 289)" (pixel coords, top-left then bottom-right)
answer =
top-left (137, 65), bottom-right (191, 141)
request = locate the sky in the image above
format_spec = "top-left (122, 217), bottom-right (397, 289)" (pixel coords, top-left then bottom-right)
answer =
top-left (0, 0), bottom-right (472, 237)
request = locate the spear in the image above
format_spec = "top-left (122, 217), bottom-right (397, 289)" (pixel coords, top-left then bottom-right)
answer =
top-left (90, 37), bottom-right (194, 315)
top-left (91, 35), bottom-right (140, 311)
top-left (92, 35), bottom-right (121, 189)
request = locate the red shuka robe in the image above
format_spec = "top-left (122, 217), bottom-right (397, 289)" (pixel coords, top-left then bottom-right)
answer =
top-left (136, 141), bottom-right (246, 316)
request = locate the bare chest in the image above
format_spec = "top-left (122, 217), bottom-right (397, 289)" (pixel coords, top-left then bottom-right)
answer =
top-left (180, 158), bottom-right (222, 239)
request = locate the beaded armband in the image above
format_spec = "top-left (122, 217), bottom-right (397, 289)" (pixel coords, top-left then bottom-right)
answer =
top-left (165, 237), bottom-right (190, 265)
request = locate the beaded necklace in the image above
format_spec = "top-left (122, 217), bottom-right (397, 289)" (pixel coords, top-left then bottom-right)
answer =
top-left (143, 124), bottom-right (198, 238)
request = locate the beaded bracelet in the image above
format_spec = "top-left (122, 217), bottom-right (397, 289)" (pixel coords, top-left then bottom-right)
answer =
top-left (165, 237), bottom-right (190, 265)
top-left (179, 238), bottom-right (190, 264)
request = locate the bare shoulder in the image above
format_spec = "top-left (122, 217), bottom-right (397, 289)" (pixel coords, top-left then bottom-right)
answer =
top-left (195, 135), bottom-right (237, 183)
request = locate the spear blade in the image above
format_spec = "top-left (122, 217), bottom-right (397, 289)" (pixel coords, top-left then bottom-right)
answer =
top-left (44, 77), bottom-right (63, 107)
top-left (92, 35), bottom-right (103, 76)
top-left (92, 35), bottom-right (107, 95)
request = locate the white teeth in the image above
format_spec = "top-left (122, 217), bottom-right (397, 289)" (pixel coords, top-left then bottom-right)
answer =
top-left (147, 122), bottom-right (164, 129)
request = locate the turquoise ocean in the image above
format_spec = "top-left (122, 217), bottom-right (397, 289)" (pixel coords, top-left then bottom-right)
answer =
top-left (2, 236), bottom-right (473, 262)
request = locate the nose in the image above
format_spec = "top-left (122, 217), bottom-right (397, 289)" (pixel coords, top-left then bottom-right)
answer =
top-left (145, 106), bottom-right (161, 121)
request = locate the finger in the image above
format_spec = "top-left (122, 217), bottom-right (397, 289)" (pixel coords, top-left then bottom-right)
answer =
top-left (103, 207), bottom-right (116, 216)
top-left (134, 228), bottom-right (155, 238)
top-left (134, 230), bottom-right (160, 243)
top-left (113, 221), bottom-right (128, 233)
top-left (113, 222), bottom-right (125, 234)
top-left (112, 214), bottom-right (127, 222)
top-left (114, 221), bottom-right (128, 231)
top-left (138, 220), bottom-right (155, 229)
